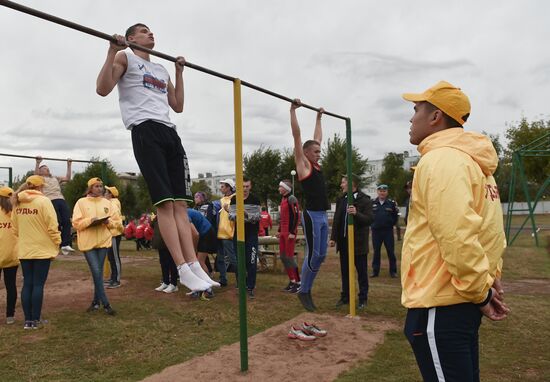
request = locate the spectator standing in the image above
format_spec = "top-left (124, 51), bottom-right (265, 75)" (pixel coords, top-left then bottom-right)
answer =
top-left (216, 179), bottom-right (236, 287)
top-left (401, 80), bottom-right (509, 381)
top-left (330, 175), bottom-right (373, 309)
top-left (229, 178), bottom-right (261, 299)
top-left (371, 184), bottom-right (399, 278)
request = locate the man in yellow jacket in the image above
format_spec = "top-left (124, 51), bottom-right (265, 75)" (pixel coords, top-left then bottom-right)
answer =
top-left (216, 179), bottom-right (236, 287)
top-left (401, 81), bottom-right (509, 382)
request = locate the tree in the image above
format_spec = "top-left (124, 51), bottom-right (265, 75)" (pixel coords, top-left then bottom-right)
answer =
top-left (243, 146), bottom-right (282, 206)
top-left (191, 180), bottom-right (213, 201)
top-left (320, 133), bottom-right (369, 202)
top-left (63, 159), bottom-right (119, 211)
top-left (119, 182), bottom-right (139, 220)
top-left (12, 170), bottom-right (35, 190)
top-left (378, 152), bottom-right (411, 205)
top-left (135, 174), bottom-right (153, 213)
top-left (505, 118), bottom-right (550, 185)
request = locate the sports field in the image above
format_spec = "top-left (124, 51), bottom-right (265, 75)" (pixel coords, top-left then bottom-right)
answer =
top-left (0, 217), bottom-right (548, 381)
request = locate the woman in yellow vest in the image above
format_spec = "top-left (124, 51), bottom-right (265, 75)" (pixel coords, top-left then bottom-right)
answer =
top-left (73, 178), bottom-right (121, 316)
top-left (0, 186), bottom-right (19, 325)
top-left (11, 176), bottom-right (61, 329)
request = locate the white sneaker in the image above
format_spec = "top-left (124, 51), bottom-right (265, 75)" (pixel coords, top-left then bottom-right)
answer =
top-left (189, 262), bottom-right (221, 288)
top-left (163, 284), bottom-right (179, 294)
top-left (61, 245), bottom-right (76, 253)
top-left (155, 283), bottom-right (169, 292)
top-left (6, 317), bottom-right (15, 325)
top-left (178, 264), bottom-right (211, 292)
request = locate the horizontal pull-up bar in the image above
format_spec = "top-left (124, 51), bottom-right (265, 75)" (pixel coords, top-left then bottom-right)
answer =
top-left (0, 0), bottom-right (347, 120)
top-left (0, 152), bottom-right (103, 164)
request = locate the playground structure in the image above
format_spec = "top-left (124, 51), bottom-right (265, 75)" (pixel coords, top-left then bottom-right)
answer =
top-left (0, 152), bottom-right (107, 187)
top-left (0, 0), bottom-right (359, 372)
top-left (0, 166), bottom-right (13, 187)
top-left (505, 132), bottom-right (550, 247)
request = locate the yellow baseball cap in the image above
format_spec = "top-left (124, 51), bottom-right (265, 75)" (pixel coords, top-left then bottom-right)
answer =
top-left (105, 186), bottom-right (119, 197)
top-left (0, 186), bottom-right (14, 197)
top-left (402, 80), bottom-right (471, 125)
top-left (87, 177), bottom-right (102, 187)
top-left (26, 175), bottom-right (45, 187)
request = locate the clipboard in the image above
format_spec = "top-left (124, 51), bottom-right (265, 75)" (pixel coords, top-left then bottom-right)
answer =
top-left (89, 216), bottom-right (109, 227)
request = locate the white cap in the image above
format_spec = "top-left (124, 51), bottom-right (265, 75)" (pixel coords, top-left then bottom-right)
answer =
top-left (219, 178), bottom-right (235, 189)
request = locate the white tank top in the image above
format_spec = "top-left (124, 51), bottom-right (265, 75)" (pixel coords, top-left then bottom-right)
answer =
top-left (42, 176), bottom-right (64, 201)
top-left (117, 51), bottom-right (175, 130)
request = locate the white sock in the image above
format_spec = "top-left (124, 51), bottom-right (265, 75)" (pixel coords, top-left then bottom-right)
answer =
top-left (177, 263), bottom-right (210, 292)
top-left (189, 261), bottom-right (221, 288)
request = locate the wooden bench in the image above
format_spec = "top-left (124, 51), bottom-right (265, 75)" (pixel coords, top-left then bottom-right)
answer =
top-left (257, 235), bottom-right (304, 272)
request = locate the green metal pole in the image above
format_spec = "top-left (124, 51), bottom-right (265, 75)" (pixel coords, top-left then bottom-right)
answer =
top-left (505, 155), bottom-right (516, 243)
top-left (345, 118), bottom-right (356, 317)
top-left (518, 153), bottom-right (539, 246)
top-left (233, 79), bottom-right (248, 372)
top-left (8, 167), bottom-right (12, 188)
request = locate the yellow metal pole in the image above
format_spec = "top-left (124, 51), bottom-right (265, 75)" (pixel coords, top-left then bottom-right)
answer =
top-left (346, 118), bottom-right (357, 317)
top-left (233, 78), bottom-right (248, 372)
top-left (347, 226), bottom-right (356, 316)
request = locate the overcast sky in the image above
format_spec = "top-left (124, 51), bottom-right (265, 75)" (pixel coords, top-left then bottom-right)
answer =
top-left (1, 0), bottom-right (549, 184)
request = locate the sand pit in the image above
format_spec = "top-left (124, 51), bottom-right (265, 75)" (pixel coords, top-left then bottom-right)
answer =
top-left (142, 312), bottom-right (398, 382)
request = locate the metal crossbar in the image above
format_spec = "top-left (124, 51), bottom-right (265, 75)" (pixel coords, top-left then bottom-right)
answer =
top-left (0, 0), bottom-right (347, 120)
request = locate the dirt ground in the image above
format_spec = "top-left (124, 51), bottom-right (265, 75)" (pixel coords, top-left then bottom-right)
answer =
top-left (142, 313), bottom-right (398, 382)
top-left (0, 254), bottom-right (157, 313)
top-left (9, 251), bottom-right (546, 382)
top-left (0, 254), bottom-right (400, 382)
top-left (503, 278), bottom-right (550, 295)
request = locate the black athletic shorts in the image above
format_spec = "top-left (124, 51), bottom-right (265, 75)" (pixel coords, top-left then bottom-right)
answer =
top-left (131, 120), bottom-right (192, 205)
top-left (197, 227), bottom-right (217, 254)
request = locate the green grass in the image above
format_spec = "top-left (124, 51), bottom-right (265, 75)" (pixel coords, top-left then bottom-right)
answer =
top-left (337, 230), bottom-right (550, 382)
top-left (0, 225), bottom-right (548, 381)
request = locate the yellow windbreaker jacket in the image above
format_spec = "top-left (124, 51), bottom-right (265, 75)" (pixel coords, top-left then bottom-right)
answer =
top-left (12, 190), bottom-right (61, 260)
top-left (0, 209), bottom-right (19, 268)
top-left (217, 194), bottom-right (235, 239)
top-left (401, 128), bottom-right (506, 308)
top-left (72, 196), bottom-right (121, 252)
top-left (108, 199), bottom-right (124, 237)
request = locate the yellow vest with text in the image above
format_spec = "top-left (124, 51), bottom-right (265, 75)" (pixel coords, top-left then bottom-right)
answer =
top-left (401, 129), bottom-right (506, 308)
top-left (0, 209), bottom-right (19, 268)
top-left (12, 190), bottom-right (61, 260)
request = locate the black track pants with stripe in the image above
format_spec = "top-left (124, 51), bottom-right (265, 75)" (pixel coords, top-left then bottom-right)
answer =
top-left (404, 303), bottom-right (482, 382)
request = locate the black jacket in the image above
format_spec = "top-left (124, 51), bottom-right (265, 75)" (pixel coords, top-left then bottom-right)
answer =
top-left (330, 190), bottom-right (373, 255)
top-left (371, 197), bottom-right (399, 230)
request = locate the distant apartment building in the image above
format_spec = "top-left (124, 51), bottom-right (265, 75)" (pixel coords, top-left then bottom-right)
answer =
top-left (117, 172), bottom-right (139, 187)
top-left (363, 151), bottom-right (419, 198)
top-left (191, 172), bottom-right (236, 197)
